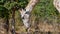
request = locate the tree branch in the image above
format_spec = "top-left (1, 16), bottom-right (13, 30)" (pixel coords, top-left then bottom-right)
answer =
top-left (25, 0), bottom-right (38, 12)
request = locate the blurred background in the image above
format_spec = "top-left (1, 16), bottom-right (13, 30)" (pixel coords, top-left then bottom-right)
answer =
top-left (0, 0), bottom-right (60, 34)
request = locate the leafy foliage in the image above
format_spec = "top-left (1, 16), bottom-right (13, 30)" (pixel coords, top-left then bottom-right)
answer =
top-left (0, 6), bottom-right (9, 18)
top-left (0, 0), bottom-right (28, 18)
top-left (32, 0), bottom-right (58, 18)
top-left (4, 0), bottom-right (28, 10)
top-left (31, 0), bottom-right (60, 24)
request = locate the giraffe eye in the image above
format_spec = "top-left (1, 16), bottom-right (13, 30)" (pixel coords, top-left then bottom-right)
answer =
top-left (25, 12), bottom-right (30, 14)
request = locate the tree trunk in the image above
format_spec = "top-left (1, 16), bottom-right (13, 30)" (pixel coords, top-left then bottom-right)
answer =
top-left (11, 10), bottom-right (16, 34)
top-left (5, 17), bottom-right (9, 34)
top-left (19, 0), bottom-right (38, 29)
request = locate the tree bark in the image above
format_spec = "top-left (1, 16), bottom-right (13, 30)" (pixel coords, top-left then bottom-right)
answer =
top-left (19, 0), bottom-right (38, 28)
top-left (53, 0), bottom-right (60, 13)
top-left (11, 10), bottom-right (16, 34)
top-left (5, 18), bottom-right (9, 34)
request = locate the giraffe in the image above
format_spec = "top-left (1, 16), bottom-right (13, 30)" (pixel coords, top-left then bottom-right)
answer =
top-left (18, 0), bottom-right (38, 31)
top-left (53, 0), bottom-right (60, 13)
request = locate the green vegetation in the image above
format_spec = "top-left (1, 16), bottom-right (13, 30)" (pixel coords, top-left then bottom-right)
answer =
top-left (0, 0), bottom-right (28, 18)
top-left (0, 0), bottom-right (60, 33)
top-left (31, 0), bottom-right (60, 24)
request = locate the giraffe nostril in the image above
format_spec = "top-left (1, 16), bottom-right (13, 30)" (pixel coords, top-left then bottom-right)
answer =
top-left (21, 17), bottom-right (24, 19)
